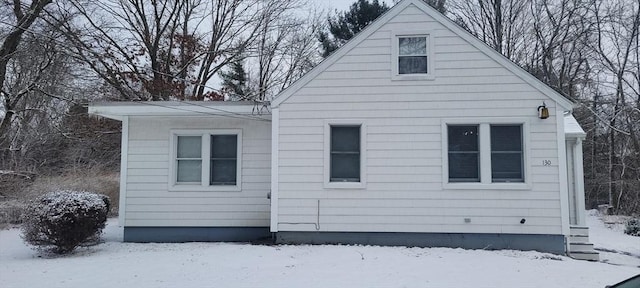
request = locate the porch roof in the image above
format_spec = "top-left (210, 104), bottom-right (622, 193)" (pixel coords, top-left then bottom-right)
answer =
top-left (564, 114), bottom-right (586, 139)
top-left (89, 101), bottom-right (271, 121)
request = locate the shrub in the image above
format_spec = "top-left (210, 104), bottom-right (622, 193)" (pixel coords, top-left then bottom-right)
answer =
top-left (625, 218), bottom-right (640, 237)
top-left (21, 191), bottom-right (110, 254)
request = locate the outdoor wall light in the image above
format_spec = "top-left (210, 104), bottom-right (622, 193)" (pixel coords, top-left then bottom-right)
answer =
top-left (537, 102), bottom-right (549, 119)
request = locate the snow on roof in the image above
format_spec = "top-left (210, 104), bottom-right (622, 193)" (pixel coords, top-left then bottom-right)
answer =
top-left (564, 113), bottom-right (586, 138)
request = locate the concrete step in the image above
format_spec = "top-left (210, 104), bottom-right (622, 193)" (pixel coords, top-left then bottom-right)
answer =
top-left (568, 234), bottom-right (590, 243)
top-left (569, 242), bottom-right (597, 253)
top-left (568, 226), bottom-right (599, 261)
top-left (569, 251), bottom-right (600, 261)
top-left (569, 226), bottom-right (589, 236)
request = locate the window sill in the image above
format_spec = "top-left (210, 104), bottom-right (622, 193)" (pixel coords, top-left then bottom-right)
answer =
top-left (391, 74), bottom-right (435, 81)
top-left (324, 182), bottom-right (366, 189)
top-left (169, 184), bottom-right (242, 192)
top-left (443, 182), bottom-right (531, 190)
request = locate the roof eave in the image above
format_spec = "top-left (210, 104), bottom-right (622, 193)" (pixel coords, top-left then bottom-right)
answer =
top-left (89, 101), bottom-right (271, 120)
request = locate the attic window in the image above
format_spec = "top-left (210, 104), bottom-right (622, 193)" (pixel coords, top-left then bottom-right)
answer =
top-left (399, 36), bottom-right (428, 74)
top-left (392, 31), bottom-right (434, 80)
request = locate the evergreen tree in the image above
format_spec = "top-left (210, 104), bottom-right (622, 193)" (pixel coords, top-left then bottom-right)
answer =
top-left (220, 59), bottom-right (250, 100)
top-left (318, 0), bottom-right (447, 58)
top-left (319, 0), bottom-right (390, 58)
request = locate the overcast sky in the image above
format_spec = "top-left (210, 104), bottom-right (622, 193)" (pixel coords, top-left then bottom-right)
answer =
top-left (315, 0), bottom-right (395, 13)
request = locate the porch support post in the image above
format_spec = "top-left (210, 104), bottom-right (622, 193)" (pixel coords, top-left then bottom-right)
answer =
top-left (573, 138), bottom-right (586, 226)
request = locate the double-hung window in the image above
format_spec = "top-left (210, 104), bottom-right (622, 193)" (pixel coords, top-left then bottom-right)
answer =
top-left (392, 31), bottom-right (434, 80)
top-left (330, 126), bottom-right (361, 182)
top-left (445, 122), bottom-right (526, 187)
top-left (324, 122), bottom-right (366, 188)
top-left (490, 125), bottom-right (524, 182)
top-left (210, 135), bottom-right (238, 185)
top-left (398, 36), bottom-right (428, 74)
top-left (172, 130), bottom-right (242, 191)
top-left (447, 125), bottom-right (480, 182)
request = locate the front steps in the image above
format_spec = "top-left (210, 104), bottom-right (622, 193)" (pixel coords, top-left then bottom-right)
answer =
top-left (568, 226), bottom-right (599, 261)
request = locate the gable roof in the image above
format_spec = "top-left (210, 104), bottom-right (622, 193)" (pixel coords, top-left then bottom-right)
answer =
top-left (271, 0), bottom-right (574, 110)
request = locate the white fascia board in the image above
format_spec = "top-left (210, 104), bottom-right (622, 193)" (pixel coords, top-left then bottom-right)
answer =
top-left (270, 108), bottom-right (280, 232)
top-left (118, 116), bottom-right (128, 226)
top-left (89, 101), bottom-right (271, 119)
top-left (556, 106), bottom-right (571, 237)
top-left (270, 0), bottom-right (415, 108)
top-left (271, 0), bottom-right (575, 111)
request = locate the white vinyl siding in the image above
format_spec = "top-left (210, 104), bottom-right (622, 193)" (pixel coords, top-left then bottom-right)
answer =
top-left (125, 117), bottom-right (270, 227)
top-left (275, 3), bottom-right (563, 235)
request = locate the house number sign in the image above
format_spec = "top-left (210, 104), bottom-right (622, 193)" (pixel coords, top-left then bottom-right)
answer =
top-left (542, 160), bottom-right (552, 166)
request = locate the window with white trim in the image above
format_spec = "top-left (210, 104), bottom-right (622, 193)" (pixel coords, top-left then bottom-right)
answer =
top-left (490, 125), bottom-right (524, 182)
top-left (445, 123), bottom-right (526, 186)
top-left (324, 121), bottom-right (366, 189)
top-left (398, 36), bottom-right (428, 74)
top-left (392, 31), bottom-right (434, 80)
top-left (210, 135), bottom-right (238, 185)
top-left (330, 126), bottom-right (361, 182)
top-left (447, 125), bottom-right (479, 182)
top-left (172, 130), bottom-right (242, 191)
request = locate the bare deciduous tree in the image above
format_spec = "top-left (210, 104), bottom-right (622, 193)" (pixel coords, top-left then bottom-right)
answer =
top-left (0, 0), bottom-right (54, 149)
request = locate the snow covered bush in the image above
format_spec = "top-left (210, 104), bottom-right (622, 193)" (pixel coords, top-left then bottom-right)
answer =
top-left (21, 191), bottom-right (110, 254)
top-left (625, 218), bottom-right (640, 237)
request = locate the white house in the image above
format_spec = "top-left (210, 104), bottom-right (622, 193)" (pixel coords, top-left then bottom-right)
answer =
top-left (89, 0), bottom-right (597, 260)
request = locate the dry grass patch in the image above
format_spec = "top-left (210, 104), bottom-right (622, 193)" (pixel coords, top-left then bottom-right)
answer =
top-left (0, 169), bottom-right (119, 226)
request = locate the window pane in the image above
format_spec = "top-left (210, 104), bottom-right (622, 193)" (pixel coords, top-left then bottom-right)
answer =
top-left (210, 134), bottom-right (237, 185)
top-left (448, 153), bottom-right (479, 181)
top-left (177, 136), bottom-right (201, 158)
top-left (210, 159), bottom-right (237, 185)
top-left (211, 135), bottom-right (237, 158)
top-left (491, 125), bottom-right (524, 182)
top-left (399, 56), bottom-right (428, 74)
top-left (448, 125), bottom-right (479, 182)
top-left (331, 154), bottom-right (360, 181)
top-left (491, 125), bottom-right (522, 151)
top-left (177, 160), bottom-right (201, 182)
top-left (399, 37), bottom-right (426, 55)
top-left (330, 125), bottom-right (360, 182)
top-left (448, 125), bottom-right (479, 151)
top-left (331, 126), bottom-right (360, 152)
top-left (491, 153), bottom-right (523, 182)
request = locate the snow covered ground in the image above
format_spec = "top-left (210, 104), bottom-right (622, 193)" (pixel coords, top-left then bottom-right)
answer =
top-left (587, 209), bottom-right (640, 267)
top-left (1, 211), bottom-right (638, 288)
